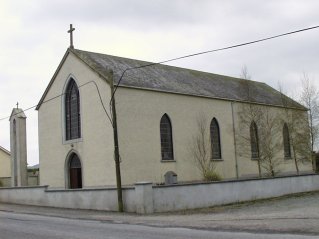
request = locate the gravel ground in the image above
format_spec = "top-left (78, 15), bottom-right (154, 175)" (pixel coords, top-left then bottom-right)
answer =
top-left (1, 191), bottom-right (319, 236)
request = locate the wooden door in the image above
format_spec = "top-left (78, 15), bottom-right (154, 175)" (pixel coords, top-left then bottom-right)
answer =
top-left (69, 154), bottom-right (82, 189)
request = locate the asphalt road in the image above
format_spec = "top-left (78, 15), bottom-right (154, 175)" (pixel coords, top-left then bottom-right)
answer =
top-left (1, 192), bottom-right (319, 238)
top-left (0, 211), bottom-right (317, 239)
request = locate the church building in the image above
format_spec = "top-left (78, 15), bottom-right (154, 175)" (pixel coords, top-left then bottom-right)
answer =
top-left (36, 47), bottom-right (312, 189)
top-left (0, 146), bottom-right (11, 179)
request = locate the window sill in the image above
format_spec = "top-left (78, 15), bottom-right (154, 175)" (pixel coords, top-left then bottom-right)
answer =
top-left (211, 158), bottom-right (223, 161)
top-left (63, 138), bottom-right (83, 145)
top-left (251, 158), bottom-right (260, 161)
top-left (161, 159), bottom-right (176, 163)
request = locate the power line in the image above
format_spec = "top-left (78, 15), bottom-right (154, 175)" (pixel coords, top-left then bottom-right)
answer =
top-left (109, 25), bottom-right (319, 105)
top-left (79, 81), bottom-right (113, 125)
top-left (1, 25), bottom-right (319, 121)
top-left (0, 81), bottom-right (113, 125)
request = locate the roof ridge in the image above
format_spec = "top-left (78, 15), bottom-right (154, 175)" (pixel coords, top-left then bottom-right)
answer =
top-left (73, 48), bottom-right (265, 85)
top-left (37, 48), bottom-right (305, 111)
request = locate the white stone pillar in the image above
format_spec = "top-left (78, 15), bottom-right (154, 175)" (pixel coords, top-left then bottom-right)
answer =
top-left (135, 182), bottom-right (154, 214)
top-left (9, 108), bottom-right (28, 187)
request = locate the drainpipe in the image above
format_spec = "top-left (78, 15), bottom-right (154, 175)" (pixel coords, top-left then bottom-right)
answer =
top-left (231, 101), bottom-right (239, 179)
top-left (110, 73), bottom-right (124, 212)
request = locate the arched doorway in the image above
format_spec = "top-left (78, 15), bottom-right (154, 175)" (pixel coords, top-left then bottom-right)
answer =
top-left (68, 153), bottom-right (82, 189)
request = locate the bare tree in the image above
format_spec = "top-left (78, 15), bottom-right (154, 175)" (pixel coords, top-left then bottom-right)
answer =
top-left (290, 110), bottom-right (312, 170)
top-left (237, 104), bottom-right (282, 177)
top-left (237, 66), bottom-right (282, 177)
top-left (238, 66), bottom-right (263, 177)
top-left (189, 114), bottom-right (221, 181)
top-left (299, 73), bottom-right (319, 159)
top-left (258, 108), bottom-right (282, 176)
top-left (240, 65), bottom-right (252, 80)
top-left (278, 82), bottom-right (312, 174)
top-left (278, 83), bottom-right (300, 174)
top-left (237, 103), bottom-right (263, 177)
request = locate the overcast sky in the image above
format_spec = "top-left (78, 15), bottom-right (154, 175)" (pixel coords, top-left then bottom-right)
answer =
top-left (1, 0), bottom-right (319, 166)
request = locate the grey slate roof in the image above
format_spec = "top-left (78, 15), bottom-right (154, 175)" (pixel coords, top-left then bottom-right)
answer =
top-left (72, 49), bottom-right (305, 110)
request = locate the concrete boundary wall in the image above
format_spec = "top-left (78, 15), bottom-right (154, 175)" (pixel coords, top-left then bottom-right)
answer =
top-left (152, 174), bottom-right (319, 212)
top-left (0, 186), bottom-right (136, 212)
top-left (0, 174), bottom-right (318, 214)
top-left (0, 176), bottom-right (39, 187)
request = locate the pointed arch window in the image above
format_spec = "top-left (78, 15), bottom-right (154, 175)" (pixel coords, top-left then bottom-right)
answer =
top-left (250, 121), bottom-right (259, 159)
top-left (210, 118), bottom-right (221, 159)
top-left (283, 123), bottom-right (291, 159)
top-left (160, 114), bottom-right (174, 160)
top-left (65, 79), bottom-right (81, 140)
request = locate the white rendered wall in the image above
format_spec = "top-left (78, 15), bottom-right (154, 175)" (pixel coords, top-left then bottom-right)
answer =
top-left (232, 103), bottom-right (312, 177)
top-left (38, 53), bottom-right (115, 188)
top-left (116, 87), bottom-right (312, 184)
top-left (0, 149), bottom-right (11, 178)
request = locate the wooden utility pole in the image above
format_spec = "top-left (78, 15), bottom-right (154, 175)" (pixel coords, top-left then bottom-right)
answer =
top-left (110, 77), bottom-right (124, 212)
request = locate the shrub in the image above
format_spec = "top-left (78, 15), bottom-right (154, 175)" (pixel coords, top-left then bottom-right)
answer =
top-left (204, 171), bottom-right (222, 181)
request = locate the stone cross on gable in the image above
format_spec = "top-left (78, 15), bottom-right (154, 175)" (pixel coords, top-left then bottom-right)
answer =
top-left (68, 24), bottom-right (75, 49)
